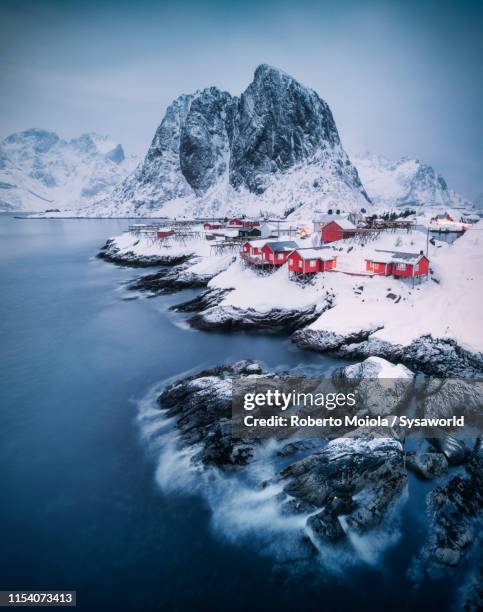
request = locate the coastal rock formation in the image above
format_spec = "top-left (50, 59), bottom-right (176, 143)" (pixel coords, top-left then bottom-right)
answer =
top-left (97, 238), bottom-right (191, 267)
top-left (292, 327), bottom-right (483, 378)
top-left (154, 360), bottom-right (482, 569)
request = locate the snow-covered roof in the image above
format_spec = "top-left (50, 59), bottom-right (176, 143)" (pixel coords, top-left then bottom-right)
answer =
top-left (264, 240), bottom-right (299, 252)
top-left (367, 249), bottom-right (426, 264)
top-left (327, 219), bottom-right (356, 230)
top-left (245, 238), bottom-right (267, 248)
top-left (313, 214), bottom-right (341, 223)
top-left (294, 247), bottom-right (336, 261)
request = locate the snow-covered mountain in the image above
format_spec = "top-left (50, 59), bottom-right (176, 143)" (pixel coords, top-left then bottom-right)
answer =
top-left (0, 129), bottom-right (137, 212)
top-left (88, 65), bottom-right (370, 218)
top-left (352, 153), bottom-right (472, 213)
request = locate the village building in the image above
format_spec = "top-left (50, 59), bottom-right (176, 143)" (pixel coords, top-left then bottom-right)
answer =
top-left (241, 239), bottom-right (267, 259)
top-left (312, 212), bottom-right (348, 233)
top-left (288, 248), bottom-right (337, 275)
top-left (203, 222), bottom-right (224, 230)
top-left (239, 227), bottom-right (262, 238)
top-left (156, 228), bottom-right (175, 239)
top-left (365, 250), bottom-right (429, 278)
top-left (320, 219), bottom-right (357, 243)
top-left (261, 241), bottom-right (299, 266)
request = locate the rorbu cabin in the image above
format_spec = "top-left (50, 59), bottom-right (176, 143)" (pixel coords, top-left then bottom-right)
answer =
top-left (241, 239), bottom-right (266, 258)
top-left (156, 228), bottom-right (174, 239)
top-left (261, 241), bottom-right (299, 266)
top-left (365, 250), bottom-right (429, 278)
top-left (288, 248), bottom-right (337, 275)
top-left (228, 218), bottom-right (244, 227)
top-left (203, 222), bottom-right (224, 230)
top-left (320, 219), bottom-right (357, 243)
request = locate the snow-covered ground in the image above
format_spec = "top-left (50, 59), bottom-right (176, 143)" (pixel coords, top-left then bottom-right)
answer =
top-left (305, 224), bottom-right (483, 353)
top-left (103, 223), bottom-right (482, 359)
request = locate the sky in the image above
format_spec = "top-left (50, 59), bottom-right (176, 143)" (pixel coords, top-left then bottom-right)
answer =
top-left (1, 0), bottom-right (482, 200)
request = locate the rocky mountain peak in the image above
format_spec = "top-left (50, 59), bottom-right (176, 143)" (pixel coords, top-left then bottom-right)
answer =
top-left (114, 64), bottom-right (369, 213)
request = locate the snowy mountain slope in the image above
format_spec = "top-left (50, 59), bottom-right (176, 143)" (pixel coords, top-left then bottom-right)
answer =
top-left (352, 153), bottom-right (472, 212)
top-left (87, 65), bottom-right (370, 218)
top-left (0, 129), bottom-right (137, 211)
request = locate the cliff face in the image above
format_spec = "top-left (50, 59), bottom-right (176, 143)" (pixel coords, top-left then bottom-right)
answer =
top-left (111, 64), bottom-right (369, 216)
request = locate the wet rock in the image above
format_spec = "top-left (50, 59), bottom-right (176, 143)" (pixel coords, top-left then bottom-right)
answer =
top-left (307, 510), bottom-right (345, 543)
top-left (405, 451), bottom-right (448, 479)
top-left (277, 440), bottom-right (322, 458)
top-left (415, 445), bottom-right (482, 571)
top-left (158, 361), bottom-right (260, 467)
top-left (279, 438), bottom-right (406, 538)
top-left (430, 436), bottom-right (470, 465)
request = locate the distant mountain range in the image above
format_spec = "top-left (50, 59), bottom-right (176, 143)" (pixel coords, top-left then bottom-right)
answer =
top-left (352, 153), bottom-right (472, 212)
top-left (1, 66), bottom-right (474, 217)
top-left (0, 129), bottom-right (137, 212)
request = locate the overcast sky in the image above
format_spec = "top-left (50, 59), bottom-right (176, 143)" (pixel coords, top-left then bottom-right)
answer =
top-left (1, 0), bottom-right (482, 199)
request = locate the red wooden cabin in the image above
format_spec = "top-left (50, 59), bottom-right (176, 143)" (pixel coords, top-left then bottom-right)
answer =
top-left (321, 219), bottom-right (356, 243)
top-left (204, 222), bottom-right (224, 230)
top-left (261, 241), bottom-right (299, 266)
top-left (288, 249), bottom-right (337, 274)
top-left (228, 218), bottom-right (244, 226)
top-left (156, 228), bottom-right (174, 238)
top-left (242, 239), bottom-right (266, 257)
top-left (365, 250), bottom-right (429, 277)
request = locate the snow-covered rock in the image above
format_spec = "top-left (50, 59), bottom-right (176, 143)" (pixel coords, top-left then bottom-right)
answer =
top-left (86, 65), bottom-right (370, 218)
top-left (0, 129), bottom-right (137, 212)
top-left (353, 153), bottom-right (473, 213)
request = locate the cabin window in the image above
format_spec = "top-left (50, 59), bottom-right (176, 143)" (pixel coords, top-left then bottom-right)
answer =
top-left (277, 253), bottom-right (284, 261)
top-left (415, 263), bottom-right (420, 272)
top-left (288, 258), bottom-right (293, 265)
top-left (310, 260), bottom-right (316, 267)
top-left (396, 263), bottom-right (406, 271)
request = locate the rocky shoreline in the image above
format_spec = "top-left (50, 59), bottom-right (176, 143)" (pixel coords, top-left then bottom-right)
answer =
top-left (170, 286), bottom-right (332, 333)
top-left (155, 358), bottom-right (482, 592)
top-left (98, 238), bottom-right (192, 268)
top-left (98, 238), bottom-right (482, 379)
top-left (292, 327), bottom-right (483, 378)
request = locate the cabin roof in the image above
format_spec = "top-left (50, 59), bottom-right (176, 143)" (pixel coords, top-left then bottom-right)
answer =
top-left (264, 240), bottom-right (299, 252)
top-left (312, 214), bottom-right (343, 223)
top-left (325, 219), bottom-right (356, 230)
top-left (293, 247), bottom-right (335, 261)
top-left (368, 249), bottom-right (426, 264)
top-left (245, 238), bottom-right (267, 248)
